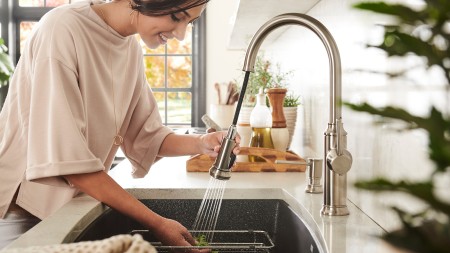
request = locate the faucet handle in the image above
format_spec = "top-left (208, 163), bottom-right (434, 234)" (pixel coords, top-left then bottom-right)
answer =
top-left (326, 149), bottom-right (352, 174)
top-left (327, 119), bottom-right (352, 174)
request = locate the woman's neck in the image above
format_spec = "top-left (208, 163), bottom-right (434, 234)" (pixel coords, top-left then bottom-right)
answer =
top-left (92, 0), bottom-right (137, 37)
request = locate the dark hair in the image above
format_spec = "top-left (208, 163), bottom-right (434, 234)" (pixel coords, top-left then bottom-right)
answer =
top-left (130, 0), bottom-right (210, 16)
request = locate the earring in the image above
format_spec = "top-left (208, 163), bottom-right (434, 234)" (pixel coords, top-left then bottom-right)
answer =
top-left (128, 1), bottom-right (139, 25)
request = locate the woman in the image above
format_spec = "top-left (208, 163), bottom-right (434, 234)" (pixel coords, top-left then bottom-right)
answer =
top-left (0, 0), bottom-right (237, 251)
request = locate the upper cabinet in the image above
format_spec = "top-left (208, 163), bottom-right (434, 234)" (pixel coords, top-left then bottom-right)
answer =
top-left (228, 0), bottom-right (321, 49)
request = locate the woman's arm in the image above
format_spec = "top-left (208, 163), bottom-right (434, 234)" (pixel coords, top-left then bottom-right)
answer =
top-left (63, 171), bottom-right (205, 252)
top-left (158, 133), bottom-right (204, 156)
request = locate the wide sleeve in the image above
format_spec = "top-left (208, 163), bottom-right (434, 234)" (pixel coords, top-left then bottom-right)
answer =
top-left (26, 57), bottom-right (104, 187)
top-left (122, 84), bottom-right (173, 178)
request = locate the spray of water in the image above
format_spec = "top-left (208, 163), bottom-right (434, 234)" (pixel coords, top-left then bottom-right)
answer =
top-left (192, 177), bottom-right (227, 242)
top-left (192, 71), bottom-right (250, 243)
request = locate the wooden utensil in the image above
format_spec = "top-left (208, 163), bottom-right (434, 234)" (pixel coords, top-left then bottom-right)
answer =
top-left (214, 83), bottom-right (221, 104)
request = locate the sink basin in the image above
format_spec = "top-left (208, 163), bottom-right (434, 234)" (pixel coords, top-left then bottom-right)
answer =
top-left (70, 188), bottom-right (326, 253)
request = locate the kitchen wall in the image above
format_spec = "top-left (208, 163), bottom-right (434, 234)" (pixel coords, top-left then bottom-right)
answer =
top-left (205, 0), bottom-right (243, 108)
top-left (206, 0), bottom-right (449, 231)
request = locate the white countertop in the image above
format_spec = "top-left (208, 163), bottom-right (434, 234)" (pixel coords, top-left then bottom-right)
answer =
top-left (6, 156), bottom-right (395, 252)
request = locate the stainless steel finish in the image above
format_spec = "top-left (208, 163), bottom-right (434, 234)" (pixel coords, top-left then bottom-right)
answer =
top-left (275, 158), bottom-right (323, 193)
top-left (305, 158), bottom-right (323, 193)
top-left (130, 230), bottom-right (274, 252)
top-left (209, 125), bottom-right (238, 180)
top-left (242, 13), bottom-right (353, 216)
top-left (201, 114), bottom-right (222, 131)
top-left (326, 119), bottom-right (352, 175)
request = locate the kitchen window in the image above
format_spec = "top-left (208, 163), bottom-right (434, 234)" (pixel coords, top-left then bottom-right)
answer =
top-left (0, 0), bottom-right (206, 127)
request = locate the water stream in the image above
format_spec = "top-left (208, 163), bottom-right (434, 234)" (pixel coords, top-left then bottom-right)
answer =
top-left (192, 177), bottom-right (227, 242)
top-left (192, 71), bottom-right (251, 243)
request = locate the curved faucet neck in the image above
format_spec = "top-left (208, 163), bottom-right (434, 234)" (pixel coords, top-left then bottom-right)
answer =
top-left (242, 13), bottom-right (342, 124)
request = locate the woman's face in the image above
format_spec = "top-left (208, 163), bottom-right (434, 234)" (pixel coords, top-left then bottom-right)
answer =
top-left (136, 4), bottom-right (206, 49)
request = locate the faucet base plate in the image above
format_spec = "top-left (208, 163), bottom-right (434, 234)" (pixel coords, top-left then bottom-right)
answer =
top-left (321, 205), bottom-right (349, 216)
top-left (305, 185), bottom-right (323, 193)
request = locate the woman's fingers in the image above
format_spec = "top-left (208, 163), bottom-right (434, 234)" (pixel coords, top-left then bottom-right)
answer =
top-left (182, 230), bottom-right (197, 247)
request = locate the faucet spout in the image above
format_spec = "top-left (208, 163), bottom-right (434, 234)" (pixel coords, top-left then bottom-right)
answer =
top-left (242, 13), bottom-right (353, 216)
top-left (243, 13), bottom-right (342, 124)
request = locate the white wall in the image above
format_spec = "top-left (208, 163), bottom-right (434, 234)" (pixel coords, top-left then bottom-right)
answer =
top-left (206, 0), bottom-right (449, 231)
top-left (205, 0), bottom-right (245, 112)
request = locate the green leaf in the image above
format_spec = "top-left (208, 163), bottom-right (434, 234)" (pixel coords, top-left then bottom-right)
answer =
top-left (194, 234), bottom-right (218, 253)
top-left (195, 234), bottom-right (208, 246)
top-left (0, 38), bottom-right (13, 84)
top-left (353, 2), bottom-right (425, 24)
top-left (283, 94), bottom-right (300, 107)
top-left (351, 1), bottom-right (450, 252)
top-left (0, 38), bottom-right (7, 53)
top-left (344, 103), bottom-right (450, 172)
top-left (382, 207), bottom-right (450, 253)
top-left (344, 102), bottom-right (422, 126)
top-left (376, 30), bottom-right (446, 68)
top-left (0, 53), bottom-right (14, 73)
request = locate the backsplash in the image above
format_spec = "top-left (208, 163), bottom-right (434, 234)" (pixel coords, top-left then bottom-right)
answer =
top-left (263, 0), bottom-right (448, 230)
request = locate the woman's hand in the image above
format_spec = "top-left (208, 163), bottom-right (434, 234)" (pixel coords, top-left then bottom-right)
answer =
top-left (199, 130), bottom-right (240, 157)
top-left (151, 217), bottom-right (210, 253)
top-left (158, 129), bottom-right (240, 158)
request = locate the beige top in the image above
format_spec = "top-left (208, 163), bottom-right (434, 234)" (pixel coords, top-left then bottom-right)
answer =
top-left (0, 0), bottom-right (173, 220)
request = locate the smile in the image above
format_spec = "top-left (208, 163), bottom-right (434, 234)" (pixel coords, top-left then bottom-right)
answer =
top-left (159, 33), bottom-right (168, 44)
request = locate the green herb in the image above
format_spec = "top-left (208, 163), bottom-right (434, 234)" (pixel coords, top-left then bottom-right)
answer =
top-left (0, 38), bottom-right (14, 88)
top-left (195, 234), bottom-right (219, 253)
top-left (283, 94), bottom-right (300, 107)
top-left (237, 54), bottom-right (293, 107)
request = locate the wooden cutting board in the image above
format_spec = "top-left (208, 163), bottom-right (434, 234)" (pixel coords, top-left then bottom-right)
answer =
top-left (186, 147), bottom-right (306, 172)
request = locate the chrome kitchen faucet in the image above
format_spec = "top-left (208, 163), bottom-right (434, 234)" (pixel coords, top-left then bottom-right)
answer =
top-left (209, 13), bottom-right (353, 216)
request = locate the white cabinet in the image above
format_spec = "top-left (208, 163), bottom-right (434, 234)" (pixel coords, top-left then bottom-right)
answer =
top-left (228, 0), bottom-right (321, 49)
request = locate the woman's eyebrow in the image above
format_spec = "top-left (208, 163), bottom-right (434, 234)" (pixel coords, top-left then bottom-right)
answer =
top-left (182, 10), bottom-right (191, 17)
top-left (181, 10), bottom-right (200, 24)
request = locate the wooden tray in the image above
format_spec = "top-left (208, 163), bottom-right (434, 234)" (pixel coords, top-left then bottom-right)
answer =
top-left (186, 147), bottom-right (306, 172)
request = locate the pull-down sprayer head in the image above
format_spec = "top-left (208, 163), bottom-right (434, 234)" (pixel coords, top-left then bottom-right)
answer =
top-left (209, 125), bottom-right (238, 180)
top-left (209, 72), bottom-right (251, 180)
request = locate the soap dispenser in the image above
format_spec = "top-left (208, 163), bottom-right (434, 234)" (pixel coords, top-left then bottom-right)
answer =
top-left (249, 88), bottom-right (274, 162)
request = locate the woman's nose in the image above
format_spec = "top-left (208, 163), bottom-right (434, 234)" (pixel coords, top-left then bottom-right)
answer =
top-left (173, 23), bottom-right (188, 41)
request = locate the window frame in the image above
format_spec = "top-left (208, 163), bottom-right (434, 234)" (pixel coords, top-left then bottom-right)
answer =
top-left (0, 0), bottom-right (10, 49)
top-left (1, 0), bottom-right (206, 127)
top-left (191, 15), bottom-right (207, 127)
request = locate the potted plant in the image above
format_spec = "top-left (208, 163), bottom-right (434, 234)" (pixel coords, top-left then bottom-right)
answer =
top-left (236, 54), bottom-right (300, 149)
top-left (346, 1), bottom-right (450, 252)
top-left (237, 55), bottom-right (293, 121)
top-left (282, 93), bottom-right (301, 147)
top-left (0, 38), bottom-right (14, 108)
top-left (237, 54), bottom-right (292, 106)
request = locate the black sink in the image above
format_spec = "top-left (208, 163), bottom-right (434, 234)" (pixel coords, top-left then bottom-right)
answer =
top-left (74, 199), bottom-right (322, 253)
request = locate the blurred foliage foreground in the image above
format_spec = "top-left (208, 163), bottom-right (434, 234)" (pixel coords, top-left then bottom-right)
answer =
top-left (0, 38), bottom-right (13, 87)
top-left (346, 1), bottom-right (450, 252)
